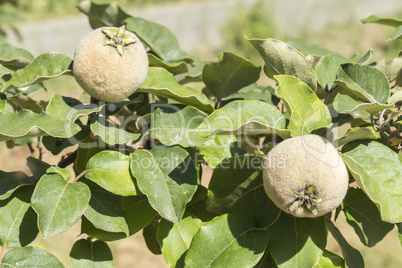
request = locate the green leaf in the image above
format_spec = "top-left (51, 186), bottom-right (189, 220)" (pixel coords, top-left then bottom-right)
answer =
top-left (90, 114), bottom-right (140, 145)
top-left (149, 104), bottom-right (208, 147)
top-left (31, 174), bottom-right (91, 238)
top-left (335, 63), bottom-right (390, 104)
top-left (397, 223), bottom-right (402, 246)
top-left (46, 166), bottom-right (71, 181)
top-left (69, 239), bottom-right (114, 268)
top-left (0, 109), bottom-right (81, 141)
top-left (139, 67), bottom-right (214, 113)
top-left (130, 146), bottom-right (198, 223)
top-left (0, 170), bottom-right (34, 200)
top-left (83, 180), bottom-right (129, 235)
top-left (286, 39), bottom-right (339, 57)
top-left (123, 195), bottom-right (156, 235)
top-left (26, 156), bottom-right (51, 180)
top-left (0, 94), bottom-right (6, 112)
top-left (148, 53), bottom-right (188, 75)
top-left (175, 56), bottom-right (206, 84)
top-left (360, 15), bottom-right (402, 27)
top-left (314, 250), bottom-right (346, 268)
top-left (125, 17), bottom-right (180, 61)
top-left (0, 42), bottom-right (34, 70)
top-left (267, 212), bottom-right (327, 268)
top-left (195, 100), bottom-right (290, 138)
top-left (42, 127), bottom-right (90, 156)
top-left (386, 25), bottom-right (402, 42)
top-left (247, 37), bottom-right (317, 91)
top-left (8, 92), bottom-right (44, 113)
top-left (1, 53), bottom-right (72, 91)
top-left (342, 141), bottom-right (402, 223)
top-left (389, 90), bottom-right (402, 104)
top-left (185, 213), bottom-right (268, 267)
top-left (81, 216), bottom-right (125, 242)
top-left (143, 219), bottom-right (162, 255)
top-left (157, 215), bottom-right (203, 267)
top-left (275, 75), bottom-right (331, 137)
top-left (336, 125), bottom-right (380, 146)
top-left (77, 1), bottom-right (130, 28)
top-left (202, 52), bottom-right (261, 98)
top-left (255, 250), bottom-right (278, 268)
top-left (1, 246), bottom-right (63, 267)
top-left (315, 53), bottom-right (348, 89)
top-left (0, 65), bottom-right (12, 78)
top-left (342, 187), bottom-right (394, 247)
top-left (326, 219), bottom-right (364, 268)
top-left (46, 94), bottom-right (103, 123)
top-left (86, 150), bottom-right (138, 196)
top-left (74, 137), bottom-right (104, 175)
top-left (198, 134), bottom-right (238, 169)
top-left (230, 84), bottom-right (278, 106)
top-left (375, 52), bottom-right (402, 81)
top-left (0, 186), bottom-right (38, 248)
top-left (333, 93), bottom-right (394, 115)
top-left (206, 155), bottom-right (280, 227)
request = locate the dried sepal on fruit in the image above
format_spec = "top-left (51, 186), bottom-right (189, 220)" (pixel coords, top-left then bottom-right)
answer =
top-left (262, 134), bottom-right (349, 218)
top-left (73, 25), bottom-right (148, 102)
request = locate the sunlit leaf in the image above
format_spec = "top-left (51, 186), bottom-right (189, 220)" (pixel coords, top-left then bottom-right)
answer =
top-left (0, 109), bottom-right (81, 141)
top-left (247, 37), bottom-right (317, 91)
top-left (149, 104), bottom-right (208, 147)
top-left (275, 75), bottom-right (331, 137)
top-left (148, 53), bottom-right (188, 75)
top-left (185, 213), bottom-right (268, 267)
top-left (314, 250), bottom-right (346, 268)
top-left (333, 93), bottom-right (394, 115)
top-left (360, 15), bottom-right (402, 27)
top-left (1, 246), bottom-right (63, 267)
top-left (86, 150), bottom-right (138, 196)
top-left (386, 25), bottom-right (402, 42)
top-left (342, 141), bottom-right (402, 223)
top-left (375, 52), bottom-right (402, 80)
top-left (335, 63), bottom-right (390, 104)
top-left (139, 67), bottom-right (214, 113)
top-left (1, 53), bottom-right (72, 91)
top-left (196, 100), bottom-right (290, 138)
top-left (198, 134), bottom-right (238, 169)
top-left (336, 125), bottom-right (380, 147)
top-left (31, 174), bottom-right (91, 238)
top-left (202, 52), bottom-right (261, 98)
top-left (90, 114), bottom-right (140, 145)
top-left (130, 146), bottom-right (198, 223)
top-left (157, 215), bottom-right (203, 267)
top-left (0, 42), bottom-right (34, 70)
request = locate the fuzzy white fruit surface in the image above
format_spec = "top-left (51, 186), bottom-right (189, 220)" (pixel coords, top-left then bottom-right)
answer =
top-left (263, 134), bottom-right (349, 217)
top-left (73, 27), bottom-right (148, 102)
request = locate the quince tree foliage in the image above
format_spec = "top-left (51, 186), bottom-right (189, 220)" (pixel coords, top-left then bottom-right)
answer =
top-left (0, 1), bottom-right (401, 267)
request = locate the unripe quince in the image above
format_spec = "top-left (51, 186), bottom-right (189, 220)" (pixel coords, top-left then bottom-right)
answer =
top-left (73, 26), bottom-right (148, 102)
top-left (263, 134), bottom-right (349, 218)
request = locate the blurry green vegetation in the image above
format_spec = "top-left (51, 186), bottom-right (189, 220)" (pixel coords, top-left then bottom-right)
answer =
top-left (0, 0), bottom-right (198, 41)
top-left (224, 0), bottom-right (402, 63)
top-left (1, 0), bottom-right (197, 21)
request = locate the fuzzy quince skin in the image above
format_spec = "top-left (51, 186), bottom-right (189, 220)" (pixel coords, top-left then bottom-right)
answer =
top-left (262, 134), bottom-right (349, 218)
top-left (73, 26), bottom-right (148, 102)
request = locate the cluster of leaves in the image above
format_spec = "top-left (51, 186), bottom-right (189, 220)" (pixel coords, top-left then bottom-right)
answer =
top-left (0, 1), bottom-right (402, 267)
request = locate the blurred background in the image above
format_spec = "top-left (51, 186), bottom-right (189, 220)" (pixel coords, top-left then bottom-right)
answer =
top-left (1, 0), bottom-right (402, 267)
